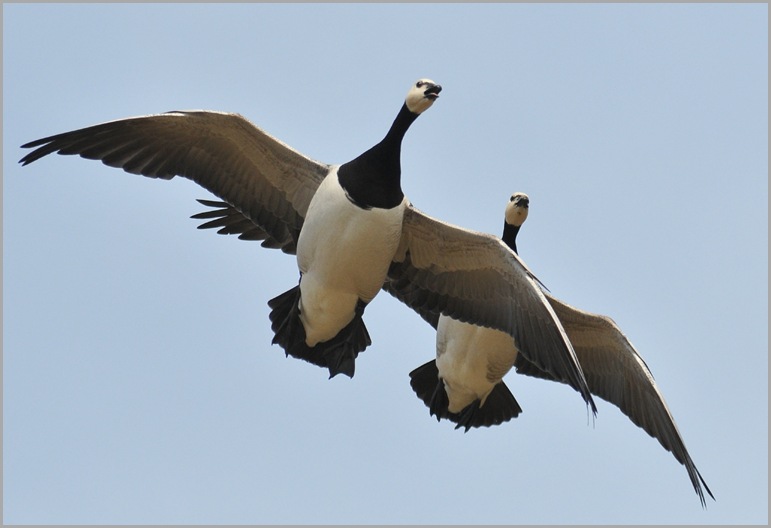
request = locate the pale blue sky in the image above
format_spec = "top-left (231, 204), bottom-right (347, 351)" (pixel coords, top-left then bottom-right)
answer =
top-left (3, 3), bottom-right (767, 524)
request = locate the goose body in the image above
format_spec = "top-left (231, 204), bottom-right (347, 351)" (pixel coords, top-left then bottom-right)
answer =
top-left (435, 316), bottom-right (518, 414)
top-left (296, 167), bottom-right (406, 346)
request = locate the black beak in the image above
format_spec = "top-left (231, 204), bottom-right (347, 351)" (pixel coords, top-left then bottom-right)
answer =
top-left (511, 195), bottom-right (529, 208)
top-left (425, 83), bottom-right (442, 99)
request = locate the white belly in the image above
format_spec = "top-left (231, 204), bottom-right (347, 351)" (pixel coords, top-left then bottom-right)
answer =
top-left (296, 167), bottom-right (406, 346)
top-left (436, 315), bottom-right (518, 414)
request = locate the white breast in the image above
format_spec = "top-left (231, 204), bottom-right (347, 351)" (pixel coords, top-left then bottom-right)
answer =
top-left (296, 167), bottom-right (406, 346)
top-left (436, 315), bottom-right (519, 413)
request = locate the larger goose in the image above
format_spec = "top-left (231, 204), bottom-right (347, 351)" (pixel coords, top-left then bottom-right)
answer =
top-left (402, 192), bottom-right (715, 507)
top-left (19, 80), bottom-right (595, 415)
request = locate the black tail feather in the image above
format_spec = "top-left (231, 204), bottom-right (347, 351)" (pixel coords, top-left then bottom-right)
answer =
top-left (485, 381), bottom-right (524, 423)
top-left (454, 400), bottom-right (482, 432)
top-left (317, 299), bottom-right (371, 378)
top-left (409, 360), bottom-right (523, 430)
top-left (268, 286), bottom-right (371, 378)
top-left (268, 285), bottom-right (322, 365)
top-left (409, 361), bottom-right (448, 421)
top-left (453, 383), bottom-right (523, 432)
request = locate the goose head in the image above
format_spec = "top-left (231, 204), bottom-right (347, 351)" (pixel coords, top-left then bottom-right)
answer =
top-left (405, 79), bottom-right (442, 114)
top-left (505, 192), bottom-right (530, 228)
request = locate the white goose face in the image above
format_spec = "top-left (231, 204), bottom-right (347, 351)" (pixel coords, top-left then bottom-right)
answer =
top-left (405, 78), bottom-right (442, 114)
top-left (505, 192), bottom-right (530, 227)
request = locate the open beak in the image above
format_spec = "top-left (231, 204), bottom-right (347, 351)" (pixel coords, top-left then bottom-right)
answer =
top-left (424, 83), bottom-right (442, 100)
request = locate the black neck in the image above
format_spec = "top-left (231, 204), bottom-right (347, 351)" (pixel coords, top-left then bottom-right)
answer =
top-left (502, 222), bottom-right (521, 254)
top-left (337, 103), bottom-right (418, 210)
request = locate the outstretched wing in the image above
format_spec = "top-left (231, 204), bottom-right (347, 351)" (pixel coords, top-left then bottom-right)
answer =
top-left (386, 204), bottom-right (596, 415)
top-left (516, 293), bottom-right (714, 506)
top-left (19, 110), bottom-right (330, 254)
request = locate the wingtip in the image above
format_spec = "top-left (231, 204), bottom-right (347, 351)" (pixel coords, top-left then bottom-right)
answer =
top-left (18, 152), bottom-right (36, 166)
top-left (696, 469), bottom-right (716, 508)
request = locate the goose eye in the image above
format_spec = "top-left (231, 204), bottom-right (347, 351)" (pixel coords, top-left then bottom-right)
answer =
top-left (416, 81), bottom-right (424, 88)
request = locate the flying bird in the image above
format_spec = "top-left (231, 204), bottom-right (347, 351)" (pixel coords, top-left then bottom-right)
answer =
top-left (19, 80), bottom-right (595, 417)
top-left (406, 192), bottom-right (532, 432)
top-left (401, 192), bottom-right (715, 507)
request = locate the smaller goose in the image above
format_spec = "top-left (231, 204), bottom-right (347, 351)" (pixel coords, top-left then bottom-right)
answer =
top-left (406, 193), bottom-right (715, 507)
top-left (408, 192), bottom-right (531, 431)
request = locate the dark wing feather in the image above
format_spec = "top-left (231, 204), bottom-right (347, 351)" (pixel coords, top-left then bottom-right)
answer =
top-left (388, 204), bottom-right (596, 415)
top-left (19, 111), bottom-right (330, 254)
top-left (515, 293), bottom-right (714, 506)
top-left (191, 199), bottom-right (288, 250)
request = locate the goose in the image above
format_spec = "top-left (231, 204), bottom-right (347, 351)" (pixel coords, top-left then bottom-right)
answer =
top-left (406, 192), bottom-right (532, 432)
top-left (402, 192), bottom-right (715, 507)
top-left (19, 79), bottom-right (441, 379)
top-left (18, 80), bottom-right (595, 416)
